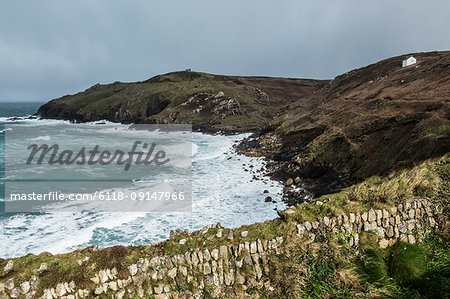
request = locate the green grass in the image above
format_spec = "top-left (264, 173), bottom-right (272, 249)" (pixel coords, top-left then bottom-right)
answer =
top-left (40, 70), bottom-right (284, 131)
top-left (204, 284), bottom-right (213, 294)
top-left (287, 154), bottom-right (448, 223)
top-left (358, 232), bottom-right (388, 285)
top-left (388, 242), bottom-right (427, 286)
top-left (355, 233), bottom-right (450, 298)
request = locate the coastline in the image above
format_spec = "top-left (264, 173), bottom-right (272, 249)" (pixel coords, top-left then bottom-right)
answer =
top-left (0, 118), bottom-right (287, 259)
top-left (0, 51), bottom-right (448, 297)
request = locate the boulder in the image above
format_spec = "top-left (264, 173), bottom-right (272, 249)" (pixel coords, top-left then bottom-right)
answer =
top-left (224, 271), bottom-right (234, 286)
top-left (220, 245), bottom-right (228, 259)
top-left (368, 209), bottom-right (377, 222)
top-left (349, 213), bottom-right (356, 223)
top-left (361, 212), bottom-right (368, 222)
top-left (211, 249), bottom-right (219, 261)
top-left (215, 91), bottom-right (225, 98)
top-left (227, 229), bottom-right (234, 240)
top-left (203, 249), bottom-right (211, 261)
top-left (10, 288), bottom-right (20, 298)
top-left (379, 239), bottom-right (389, 249)
top-left (90, 275), bottom-right (100, 284)
top-left (285, 178), bottom-right (293, 187)
top-left (99, 270), bottom-right (108, 283)
top-left (168, 268), bottom-right (177, 279)
top-left (154, 285), bottom-right (163, 294)
top-left (20, 281), bottom-right (30, 294)
top-left (304, 221), bottom-right (312, 231)
top-left (5, 278), bottom-right (14, 290)
top-left (4, 260), bottom-right (13, 273)
top-left (179, 266), bottom-right (188, 276)
top-left (128, 264), bottom-right (138, 276)
top-left (203, 263), bottom-right (211, 275)
top-left (109, 281), bottom-right (118, 291)
top-left (56, 283), bottom-right (67, 297)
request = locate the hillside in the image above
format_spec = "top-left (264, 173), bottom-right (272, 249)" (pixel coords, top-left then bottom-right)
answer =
top-left (0, 155), bottom-right (448, 298)
top-left (37, 51), bottom-right (450, 197)
top-left (261, 51), bottom-right (450, 196)
top-left (37, 72), bottom-right (326, 132)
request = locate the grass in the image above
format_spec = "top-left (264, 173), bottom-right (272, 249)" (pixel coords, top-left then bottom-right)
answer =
top-left (259, 225), bottom-right (448, 298)
top-left (388, 242), bottom-right (428, 286)
top-left (356, 234), bottom-right (450, 298)
top-left (358, 232), bottom-right (388, 285)
top-left (40, 70), bottom-right (284, 131)
top-left (286, 154), bottom-right (448, 223)
top-left (260, 154), bottom-right (449, 298)
top-left (204, 284), bottom-right (213, 294)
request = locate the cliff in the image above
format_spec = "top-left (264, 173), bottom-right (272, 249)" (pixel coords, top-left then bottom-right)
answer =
top-left (38, 51), bottom-right (450, 196)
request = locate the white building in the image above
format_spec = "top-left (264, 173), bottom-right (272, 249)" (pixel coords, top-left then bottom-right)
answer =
top-left (402, 56), bottom-right (416, 67)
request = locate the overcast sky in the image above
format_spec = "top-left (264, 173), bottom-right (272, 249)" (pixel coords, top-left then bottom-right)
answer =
top-left (0, 0), bottom-right (449, 103)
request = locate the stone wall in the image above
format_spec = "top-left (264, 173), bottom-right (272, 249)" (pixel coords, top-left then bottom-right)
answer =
top-left (0, 199), bottom-right (442, 299)
top-left (296, 199), bottom-right (440, 249)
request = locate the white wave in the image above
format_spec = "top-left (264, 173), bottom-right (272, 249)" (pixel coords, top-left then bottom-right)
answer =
top-left (0, 125), bottom-right (285, 258)
top-left (192, 143), bottom-right (199, 156)
top-left (30, 135), bottom-right (50, 141)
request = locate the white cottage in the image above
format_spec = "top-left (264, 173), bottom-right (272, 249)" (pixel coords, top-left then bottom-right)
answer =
top-left (402, 56), bottom-right (416, 67)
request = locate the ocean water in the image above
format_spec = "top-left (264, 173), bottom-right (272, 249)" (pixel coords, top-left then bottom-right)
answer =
top-left (0, 102), bottom-right (285, 258)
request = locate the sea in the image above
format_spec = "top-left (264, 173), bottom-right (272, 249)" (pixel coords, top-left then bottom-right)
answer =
top-left (0, 102), bottom-right (285, 258)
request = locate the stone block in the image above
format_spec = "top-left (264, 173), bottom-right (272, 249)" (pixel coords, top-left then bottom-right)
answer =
top-left (368, 209), bottom-right (377, 222)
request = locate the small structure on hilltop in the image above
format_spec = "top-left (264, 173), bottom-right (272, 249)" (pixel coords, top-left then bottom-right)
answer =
top-left (402, 56), bottom-right (417, 67)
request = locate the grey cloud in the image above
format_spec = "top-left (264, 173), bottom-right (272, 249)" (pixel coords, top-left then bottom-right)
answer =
top-left (0, 0), bottom-right (449, 102)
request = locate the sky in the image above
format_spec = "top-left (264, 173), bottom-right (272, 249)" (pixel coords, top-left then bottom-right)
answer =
top-left (0, 0), bottom-right (449, 103)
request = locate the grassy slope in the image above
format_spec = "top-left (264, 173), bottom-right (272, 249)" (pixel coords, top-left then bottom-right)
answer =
top-left (37, 71), bottom-right (323, 132)
top-left (268, 153), bottom-right (449, 298)
top-left (1, 154), bottom-right (448, 298)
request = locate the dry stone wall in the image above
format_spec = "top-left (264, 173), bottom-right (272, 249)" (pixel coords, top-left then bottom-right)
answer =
top-left (0, 199), bottom-right (442, 299)
top-left (296, 199), bottom-right (440, 249)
